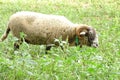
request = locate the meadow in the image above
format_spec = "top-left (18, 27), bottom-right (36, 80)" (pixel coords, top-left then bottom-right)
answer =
top-left (0, 0), bottom-right (120, 80)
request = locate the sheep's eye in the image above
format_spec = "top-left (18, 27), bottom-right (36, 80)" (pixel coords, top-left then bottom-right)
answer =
top-left (79, 35), bottom-right (84, 37)
top-left (88, 35), bottom-right (94, 44)
top-left (85, 33), bottom-right (88, 36)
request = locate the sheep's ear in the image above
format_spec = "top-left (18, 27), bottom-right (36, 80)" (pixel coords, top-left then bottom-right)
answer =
top-left (80, 31), bottom-right (86, 36)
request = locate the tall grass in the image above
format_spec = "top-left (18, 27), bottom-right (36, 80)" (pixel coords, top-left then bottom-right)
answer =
top-left (0, 0), bottom-right (120, 80)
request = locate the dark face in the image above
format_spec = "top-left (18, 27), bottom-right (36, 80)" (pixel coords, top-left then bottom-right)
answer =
top-left (85, 29), bottom-right (98, 47)
top-left (76, 25), bottom-right (99, 48)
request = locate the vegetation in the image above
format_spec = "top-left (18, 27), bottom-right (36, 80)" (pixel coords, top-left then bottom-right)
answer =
top-left (0, 0), bottom-right (120, 80)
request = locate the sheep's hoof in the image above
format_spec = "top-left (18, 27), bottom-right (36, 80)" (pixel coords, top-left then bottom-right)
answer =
top-left (46, 44), bottom-right (55, 50)
top-left (45, 45), bottom-right (52, 54)
top-left (46, 45), bottom-right (52, 51)
top-left (14, 43), bottom-right (20, 50)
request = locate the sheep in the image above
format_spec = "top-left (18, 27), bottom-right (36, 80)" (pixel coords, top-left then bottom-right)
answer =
top-left (0, 11), bottom-right (98, 51)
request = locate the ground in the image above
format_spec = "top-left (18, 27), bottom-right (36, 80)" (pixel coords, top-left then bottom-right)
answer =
top-left (0, 0), bottom-right (120, 80)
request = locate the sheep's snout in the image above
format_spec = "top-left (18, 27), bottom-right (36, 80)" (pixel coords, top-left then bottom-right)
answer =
top-left (91, 35), bottom-right (99, 48)
top-left (91, 42), bottom-right (99, 48)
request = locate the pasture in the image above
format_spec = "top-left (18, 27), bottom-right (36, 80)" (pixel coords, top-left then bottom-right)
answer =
top-left (0, 0), bottom-right (120, 80)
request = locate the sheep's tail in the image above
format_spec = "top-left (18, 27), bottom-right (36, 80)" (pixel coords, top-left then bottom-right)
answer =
top-left (0, 26), bottom-right (10, 42)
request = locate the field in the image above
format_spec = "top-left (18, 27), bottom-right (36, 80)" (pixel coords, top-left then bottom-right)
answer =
top-left (0, 0), bottom-right (120, 80)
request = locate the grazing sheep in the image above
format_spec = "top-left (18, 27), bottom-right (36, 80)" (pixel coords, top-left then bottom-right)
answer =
top-left (0, 11), bottom-right (98, 50)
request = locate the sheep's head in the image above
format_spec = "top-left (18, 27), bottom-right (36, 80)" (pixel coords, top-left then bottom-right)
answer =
top-left (75, 24), bottom-right (99, 48)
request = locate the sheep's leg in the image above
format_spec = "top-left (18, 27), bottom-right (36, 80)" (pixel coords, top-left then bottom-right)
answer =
top-left (46, 45), bottom-right (52, 50)
top-left (14, 39), bottom-right (23, 50)
top-left (45, 43), bottom-right (66, 53)
top-left (0, 27), bottom-right (10, 42)
top-left (45, 45), bottom-right (52, 54)
top-left (45, 44), bottom-right (55, 53)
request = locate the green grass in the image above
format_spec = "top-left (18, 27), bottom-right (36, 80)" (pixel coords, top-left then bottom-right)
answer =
top-left (0, 0), bottom-right (120, 80)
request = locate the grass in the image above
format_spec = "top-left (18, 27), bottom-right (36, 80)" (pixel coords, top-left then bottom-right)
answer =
top-left (0, 0), bottom-right (120, 80)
